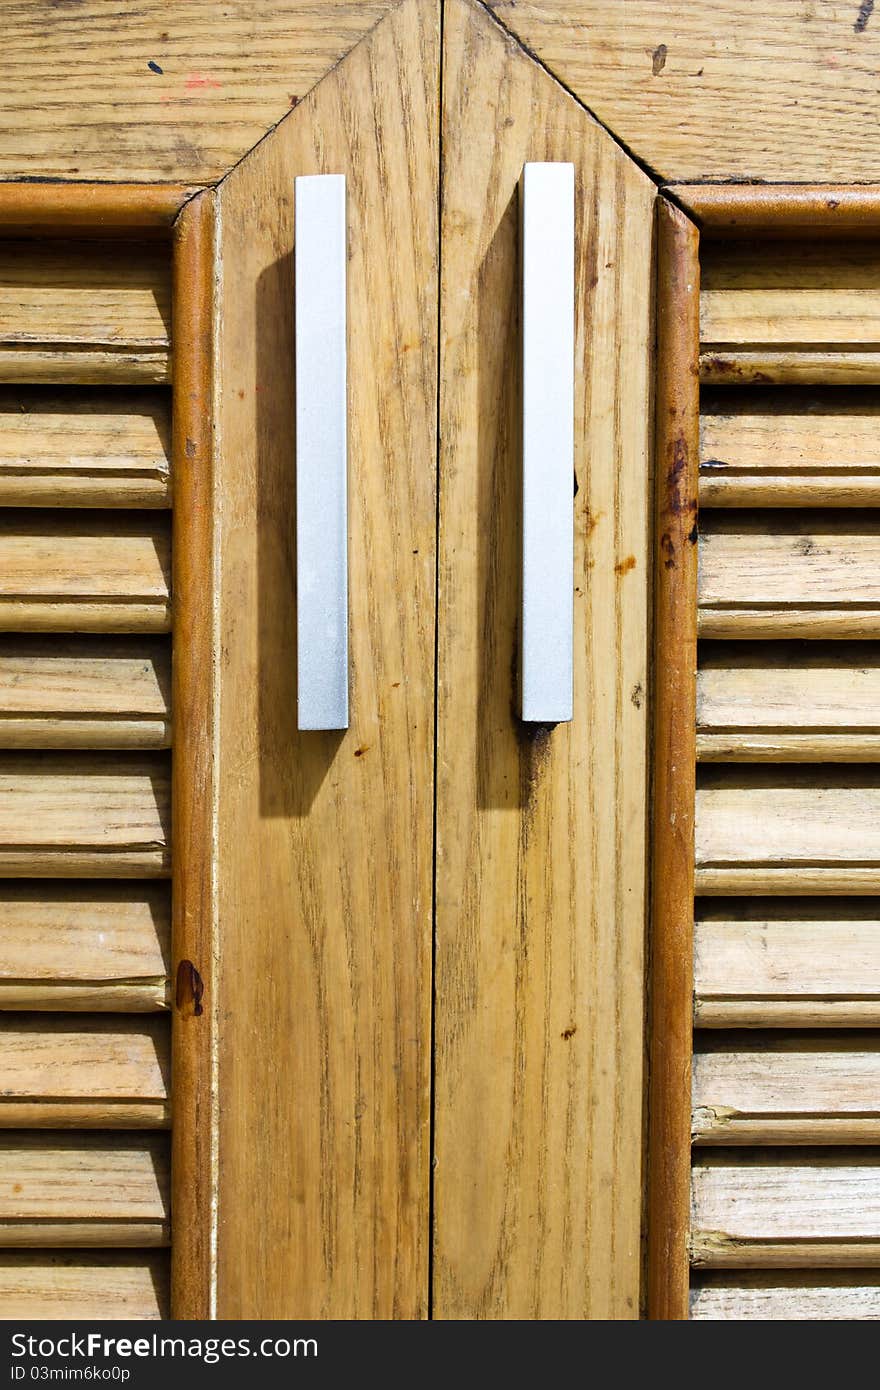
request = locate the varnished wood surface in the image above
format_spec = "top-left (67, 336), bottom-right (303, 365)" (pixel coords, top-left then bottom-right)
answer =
top-left (679, 185), bottom-right (880, 238)
top-left (690, 1271), bottom-right (880, 1320)
top-left (0, 388), bottom-right (172, 509)
top-left (0, 883), bottom-right (169, 1012)
top-left (0, 1134), bottom-right (169, 1247)
top-left (0, 1252), bottom-right (169, 1320)
top-left (215, 0), bottom-right (438, 1319)
top-left (691, 1151), bottom-right (880, 1267)
top-left (700, 388), bottom-right (880, 509)
top-left (692, 1033), bottom-right (880, 1144)
top-left (0, 752), bottom-right (170, 877)
top-left (170, 190), bottom-right (217, 1320)
top-left (433, 0), bottom-right (652, 1321)
top-left (695, 900), bottom-right (880, 1028)
top-left (0, 637), bottom-right (170, 749)
top-left (0, 184), bottom-right (194, 234)
top-left (488, 2), bottom-right (880, 183)
top-left (0, 1016), bottom-right (170, 1128)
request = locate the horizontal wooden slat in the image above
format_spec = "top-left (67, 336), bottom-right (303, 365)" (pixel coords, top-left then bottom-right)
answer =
top-left (695, 900), bottom-right (880, 1027)
top-left (697, 642), bottom-right (880, 762)
top-left (0, 241), bottom-right (170, 385)
top-left (690, 1271), bottom-right (880, 1321)
top-left (0, 388), bottom-right (171, 507)
top-left (696, 768), bottom-right (880, 895)
top-left (691, 1152), bottom-right (880, 1267)
top-left (0, 1133), bottom-right (169, 1246)
top-left (700, 351), bottom-right (880, 387)
top-left (0, 512), bottom-right (170, 633)
top-left (0, 753), bottom-right (169, 877)
top-left (0, 636), bottom-right (170, 749)
top-left (699, 513), bottom-right (880, 639)
top-left (693, 1034), bottom-right (880, 1144)
top-left (0, 883), bottom-right (169, 1011)
top-left (700, 387), bottom-right (880, 508)
top-left (0, 1252), bottom-right (169, 1320)
top-left (0, 1016), bottom-right (169, 1127)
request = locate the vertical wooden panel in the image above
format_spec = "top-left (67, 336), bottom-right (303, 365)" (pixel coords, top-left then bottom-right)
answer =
top-left (215, 0), bottom-right (439, 1318)
top-left (433, 0), bottom-right (654, 1319)
top-left (171, 189), bottom-right (217, 1319)
top-left (647, 199), bottom-right (700, 1321)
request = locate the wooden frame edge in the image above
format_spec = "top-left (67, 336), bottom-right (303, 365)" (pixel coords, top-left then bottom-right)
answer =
top-left (647, 195), bottom-right (700, 1322)
top-left (0, 182), bottom-right (201, 235)
top-left (171, 188), bottom-right (217, 1321)
top-left (668, 184), bottom-right (880, 237)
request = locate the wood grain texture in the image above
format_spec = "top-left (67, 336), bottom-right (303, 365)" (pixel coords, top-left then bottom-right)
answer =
top-left (0, 1134), bottom-right (169, 1247)
top-left (0, 512), bottom-right (171, 634)
top-left (646, 201), bottom-right (700, 1321)
top-left (0, 240), bottom-right (171, 384)
top-left (0, 637), bottom-right (170, 749)
top-left (0, 1256), bottom-right (168, 1317)
top-left (0, 184), bottom-right (193, 234)
top-left (434, 0), bottom-right (653, 1322)
top-left (487, 1), bottom-right (880, 183)
top-left (0, 1), bottom-right (398, 183)
top-left (0, 752), bottom-right (170, 878)
top-left (697, 642), bottom-right (880, 762)
top-left (700, 388), bottom-right (880, 510)
top-left (215, 0), bottom-right (438, 1319)
top-left (0, 1252), bottom-right (169, 1320)
top-left (679, 186), bottom-right (880, 238)
top-left (696, 767), bottom-right (880, 895)
top-left (698, 513), bottom-right (880, 640)
top-left (0, 883), bottom-right (169, 1012)
top-left (690, 1271), bottom-right (880, 1320)
top-left (691, 1152), bottom-right (880, 1267)
top-left (0, 1016), bottom-right (169, 1128)
top-left (170, 190), bottom-right (217, 1321)
top-left (695, 900), bottom-right (880, 1028)
top-left (700, 350), bottom-right (880, 387)
top-left (692, 1034), bottom-right (880, 1144)
top-left (0, 388), bottom-right (171, 509)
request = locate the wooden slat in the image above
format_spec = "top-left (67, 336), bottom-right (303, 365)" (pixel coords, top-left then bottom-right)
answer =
top-left (0, 388), bottom-right (171, 508)
top-left (696, 768), bottom-right (880, 895)
top-left (697, 642), bottom-right (880, 762)
top-left (0, 1016), bottom-right (169, 1127)
top-left (695, 901), bottom-right (880, 1028)
top-left (0, 1252), bottom-right (168, 1320)
top-left (433, 0), bottom-right (653, 1321)
top-left (0, 240), bottom-right (170, 385)
top-left (0, 636), bottom-right (170, 749)
top-left (700, 351), bottom-right (880, 387)
top-left (215, 0), bottom-right (438, 1320)
top-left (698, 513), bottom-right (880, 639)
top-left (692, 1034), bottom-right (880, 1144)
top-left (0, 1134), bottom-right (169, 1246)
top-left (691, 1152), bottom-right (880, 1267)
top-left (700, 387), bottom-right (880, 509)
top-left (690, 1271), bottom-right (880, 1321)
top-left (0, 752), bottom-right (169, 877)
top-left (0, 185), bottom-right (192, 234)
top-left (0, 512), bottom-right (170, 633)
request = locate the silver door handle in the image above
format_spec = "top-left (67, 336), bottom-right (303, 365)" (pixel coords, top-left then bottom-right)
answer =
top-left (295, 173), bottom-right (349, 730)
top-left (520, 162), bottom-right (575, 724)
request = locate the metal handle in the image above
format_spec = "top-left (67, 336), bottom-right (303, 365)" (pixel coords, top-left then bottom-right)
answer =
top-left (295, 173), bottom-right (349, 730)
top-left (520, 162), bottom-right (575, 724)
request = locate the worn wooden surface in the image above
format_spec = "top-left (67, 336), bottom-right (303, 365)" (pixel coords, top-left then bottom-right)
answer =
top-left (0, 1134), bottom-right (169, 1247)
top-left (695, 901), bottom-right (880, 1028)
top-left (0, 637), bottom-right (170, 749)
top-left (0, 1252), bottom-right (169, 1320)
top-left (690, 1271), bottom-right (880, 1320)
top-left (0, 1017), bottom-right (170, 1128)
top-left (680, 186), bottom-right (880, 238)
top-left (488, 1), bottom-right (880, 183)
top-left (698, 513), bottom-right (880, 639)
top-left (0, 752), bottom-right (169, 877)
top-left (215, 0), bottom-right (438, 1319)
top-left (697, 642), bottom-right (880, 762)
top-left (434, 0), bottom-right (652, 1321)
top-left (691, 1152), bottom-right (880, 1266)
top-left (0, 389), bottom-right (171, 509)
top-left (700, 388), bottom-right (880, 509)
top-left (0, 883), bottom-right (169, 1012)
top-left (692, 1034), bottom-right (880, 1144)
